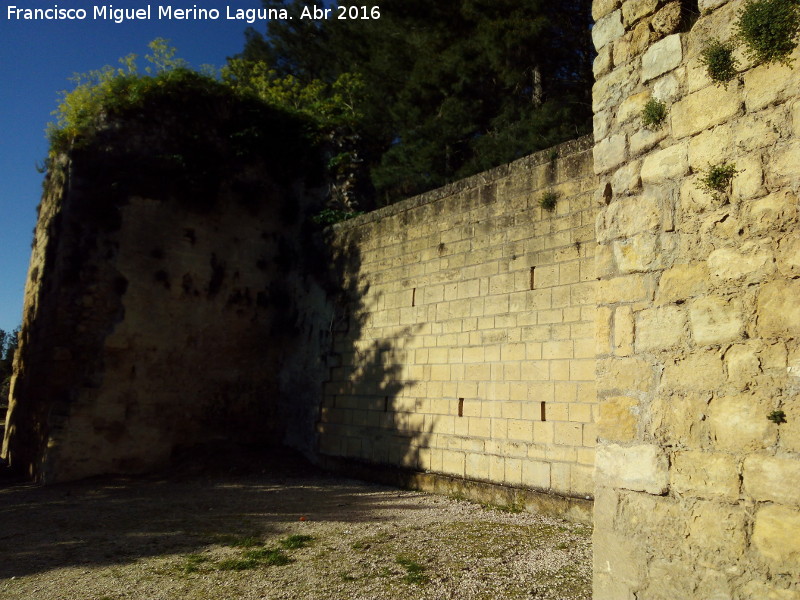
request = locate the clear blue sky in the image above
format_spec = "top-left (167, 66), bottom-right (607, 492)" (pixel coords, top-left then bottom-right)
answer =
top-left (0, 0), bottom-right (336, 333)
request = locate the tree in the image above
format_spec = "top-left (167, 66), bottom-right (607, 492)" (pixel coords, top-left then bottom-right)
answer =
top-left (238, 0), bottom-right (594, 206)
top-left (0, 327), bottom-right (19, 402)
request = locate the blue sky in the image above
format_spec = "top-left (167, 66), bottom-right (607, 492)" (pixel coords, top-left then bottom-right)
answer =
top-left (0, 0), bottom-right (337, 333)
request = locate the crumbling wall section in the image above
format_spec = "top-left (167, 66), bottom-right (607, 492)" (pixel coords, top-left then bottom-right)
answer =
top-left (2, 134), bottom-right (320, 483)
top-left (591, 0), bottom-right (800, 597)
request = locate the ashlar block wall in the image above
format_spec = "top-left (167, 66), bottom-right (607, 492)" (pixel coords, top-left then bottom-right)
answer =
top-left (316, 137), bottom-right (600, 500)
top-left (592, 0), bottom-right (800, 597)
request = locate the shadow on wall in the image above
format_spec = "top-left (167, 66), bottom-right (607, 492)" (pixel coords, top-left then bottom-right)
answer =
top-left (304, 230), bottom-right (435, 472)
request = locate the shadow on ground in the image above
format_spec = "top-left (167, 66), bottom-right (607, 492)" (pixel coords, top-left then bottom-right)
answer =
top-left (0, 444), bottom-right (425, 580)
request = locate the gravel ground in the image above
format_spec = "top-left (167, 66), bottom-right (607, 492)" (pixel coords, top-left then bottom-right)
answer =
top-left (0, 447), bottom-right (591, 600)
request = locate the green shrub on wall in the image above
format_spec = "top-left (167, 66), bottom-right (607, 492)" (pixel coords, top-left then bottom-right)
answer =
top-left (699, 162), bottom-right (738, 194)
top-left (700, 39), bottom-right (739, 84)
top-left (736, 0), bottom-right (800, 65)
top-left (641, 98), bottom-right (668, 128)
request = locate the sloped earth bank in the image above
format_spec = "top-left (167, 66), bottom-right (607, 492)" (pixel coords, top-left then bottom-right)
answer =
top-left (0, 446), bottom-right (590, 600)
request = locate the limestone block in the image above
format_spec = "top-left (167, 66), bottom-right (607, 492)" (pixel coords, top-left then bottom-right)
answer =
top-left (593, 529), bottom-right (647, 588)
top-left (594, 109), bottom-right (613, 141)
top-left (653, 73), bottom-right (679, 102)
top-left (594, 45), bottom-right (614, 78)
top-left (593, 0), bottom-right (621, 22)
top-left (635, 304), bottom-right (686, 350)
top-left (619, 91), bottom-right (652, 124)
top-left (744, 60), bottom-right (799, 112)
top-left (748, 190), bottom-right (798, 234)
top-left (662, 350), bottom-right (725, 392)
top-left (596, 305), bottom-right (613, 355)
top-left (794, 100), bottom-right (800, 137)
top-left (671, 85), bottom-right (742, 139)
top-left (593, 62), bottom-right (638, 113)
top-left (595, 243), bottom-right (617, 280)
top-left (656, 262), bottom-right (710, 304)
top-left (687, 501), bottom-right (748, 564)
top-left (648, 392), bottom-right (710, 448)
top-left (753, 504), bottom-right (800, 565)
top-left (614, 305), bottom-right (634, 356)
top-left (597, 273), bottom-right (657, 304)
top-left (725, 343), bottom-right (762, 390)
top-left (708, 394), bottom-right (777, 452)
top-left (735, 113), bottom-right (780, 152)
top-left (593, 10), bottom-right (625, 50)
top-left (768, 140), bottom-right (800, 187)
top-left (687, 125), bottom-right (733, 169)
top-left (707, 243), bottom-right (775, 283)
top-left (671, 451), bottom-right (740, 500)
top-left (641, 143), bottom-right (688, 184)
top-left (742, 581), bottom-right (800, 600)
top-left (732, 155), bottom-right (764, 201)
top-left (597, 194), bottom-right (661, 242)
top-left (594, 134), bottom-right (628, 174)
top-left (595, 443), bottom-right (669, 494)
top-left (611, 159), bottom-right (643, 196)
top-left (757, 279), bottom-right (800, 338)
top-left (599, 396), bottom-right (638, 441)
top-left (597, 356), bottom-right (655, 394)
top-left (630, 128), bottom-right (667, 156)
top-left (689, 295), bottom-right (744, 346)
top-left (651, 1), bottom-right (682, 36)
top-left (622, 0), bottom-right (658, 25)
top-left (613, 234), bottom-right (663, 273)
top-left (699, 0), bottom-right (728, 10)
top-left (777, 236), bottom-right (800, 278)
top-left (642, 35), bottom-right (683, 82)
top-left (744, 454), bottom-right (800, 506)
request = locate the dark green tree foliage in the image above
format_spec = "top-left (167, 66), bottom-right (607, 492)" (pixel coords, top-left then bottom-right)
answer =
top-left (240, 0), bottom-right (593, 206)
top-left (0, 328), bottom-right (19, 400)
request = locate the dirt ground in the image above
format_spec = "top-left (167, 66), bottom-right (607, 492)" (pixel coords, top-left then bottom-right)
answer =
top-left (0, 446), bottom-right (591, 600)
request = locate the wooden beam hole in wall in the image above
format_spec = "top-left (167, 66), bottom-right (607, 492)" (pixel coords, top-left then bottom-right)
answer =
top-left (384, 396), bottom-right (389, 412)
top-left (458, 398), bottom-right (464, 417)
top-left (412, 287), bottom-right (416, 307)
top-left (530, 267), bottom-right (536, 290)
top-left (540, 401), bottom-right (546, 421)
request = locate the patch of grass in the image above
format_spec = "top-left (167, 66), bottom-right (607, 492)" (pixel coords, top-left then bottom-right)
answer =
top-left (182, 553), bottom-right (210, 574)
top-left (396, 555), bottom-right (429, 585)
top-left (699, 162), bottom-right (738, 194)
top-left (339, 571), bottom-right (359, 582)
top-left (641, 98), bottom-right (668, 128)
top-left (215, 533), bottom-right (263, 548)
top-left (736, 0), bottom-right (800, 65)
top-left (243, 547), bottom-right (292, 566)
top-left (539, 191), bottom-right (558, 212)
top-left (218, 557), bottom-right (260, 571)
top-left (700, 39), bottom-right (739, 84)
top-left (280, 534), bottom-right (314, 549)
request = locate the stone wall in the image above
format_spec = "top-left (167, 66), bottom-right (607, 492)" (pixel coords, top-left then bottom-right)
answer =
top-left (314, 137), bottom-right (600, 502)
top-left (591, 0), bottom-right (800, 597)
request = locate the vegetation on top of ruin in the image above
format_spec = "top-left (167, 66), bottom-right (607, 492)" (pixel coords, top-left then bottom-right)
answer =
top-left (240, 0), bottom-right (594, 209)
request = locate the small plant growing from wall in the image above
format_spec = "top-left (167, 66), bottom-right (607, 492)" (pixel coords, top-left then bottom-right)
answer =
top-left (699, 162), bottom-right (738, 195)
top-left (736, 0), bottom-right (800, 65)
top-left (767, 409), bottom-right (787, 424)
top-left (700, 39), bottom-right (739, 84)
top-left (641, 98), bottom-right (668, 128)
top-left (539, 191), bottom-right (558, 212)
